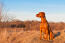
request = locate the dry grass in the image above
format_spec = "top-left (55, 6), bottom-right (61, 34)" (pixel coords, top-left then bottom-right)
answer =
top-left (0, 28), bottom-right (65, 43)
top-left (0, 21), bottom-right (65, 31)
top-left (0, 21), bottom-right (65, 43)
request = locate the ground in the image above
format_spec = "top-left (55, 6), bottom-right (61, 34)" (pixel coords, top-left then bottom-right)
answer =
top-left (0, 28), bottom-right (65, 43)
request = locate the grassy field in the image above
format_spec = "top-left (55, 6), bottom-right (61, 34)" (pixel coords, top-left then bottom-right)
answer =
top-left (0, 21), bottom-right (65, 43)
top-left (0, 28), bottom-right (65, 43)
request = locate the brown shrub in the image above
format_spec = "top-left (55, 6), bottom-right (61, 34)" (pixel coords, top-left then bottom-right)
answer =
top-left (0, 21), bottom-right (65, 31)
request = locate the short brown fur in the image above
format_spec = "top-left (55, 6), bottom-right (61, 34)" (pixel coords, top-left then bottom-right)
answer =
top-left (36, 12), bottom-right (54, 40)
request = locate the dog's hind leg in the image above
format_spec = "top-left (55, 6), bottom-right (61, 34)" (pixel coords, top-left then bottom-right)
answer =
top-left (49, 32), bottom-right (54, 40)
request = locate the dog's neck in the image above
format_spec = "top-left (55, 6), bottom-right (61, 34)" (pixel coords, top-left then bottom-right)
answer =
top-left (41, 17), bottom-right (47, 23)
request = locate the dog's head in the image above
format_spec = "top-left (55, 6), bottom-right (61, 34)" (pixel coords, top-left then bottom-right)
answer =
top-left (36, 12), bottom-right (45, 18)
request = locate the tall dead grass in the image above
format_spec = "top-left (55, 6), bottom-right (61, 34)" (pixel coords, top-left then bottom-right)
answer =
top-left (0, 21), bottom-right (65, 43)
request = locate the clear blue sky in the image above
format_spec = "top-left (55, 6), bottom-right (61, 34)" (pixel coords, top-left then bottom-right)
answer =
top-left (0, 0), bottom-right (65, 22)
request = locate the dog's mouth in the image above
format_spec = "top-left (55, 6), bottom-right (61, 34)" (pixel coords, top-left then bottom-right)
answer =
top-left (36, 14), bottom-right (39, 17)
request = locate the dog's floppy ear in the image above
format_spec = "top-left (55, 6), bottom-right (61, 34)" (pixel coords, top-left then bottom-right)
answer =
top-left (43, 15), bottom-right (45, 18)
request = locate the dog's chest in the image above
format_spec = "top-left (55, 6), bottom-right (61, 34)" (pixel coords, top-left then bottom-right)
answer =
top-left (40, 23), bottom-right (48, 27)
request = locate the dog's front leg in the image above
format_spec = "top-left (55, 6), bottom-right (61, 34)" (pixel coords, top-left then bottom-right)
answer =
top-left (40, 27), bottom-right (42, 40)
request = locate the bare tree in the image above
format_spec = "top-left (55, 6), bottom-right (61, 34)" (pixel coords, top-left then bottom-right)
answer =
top-left (2, 13), bottom-right (15, 22)
top-left (0, 3), bottom-right (16, 22)
top-left (0, 3), bottom-right (3, 22)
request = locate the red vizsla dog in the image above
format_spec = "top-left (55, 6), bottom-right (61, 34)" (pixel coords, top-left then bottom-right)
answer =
top-left (36, 12), bottom-right (54, 40)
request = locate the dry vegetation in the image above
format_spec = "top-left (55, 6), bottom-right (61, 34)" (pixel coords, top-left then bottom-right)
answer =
top-left (0, 2), bottom-right (65, 43)
top-left (0, 21), bottom-right (65, 43)
top-left (0, 21), bottom-right (65, 31)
